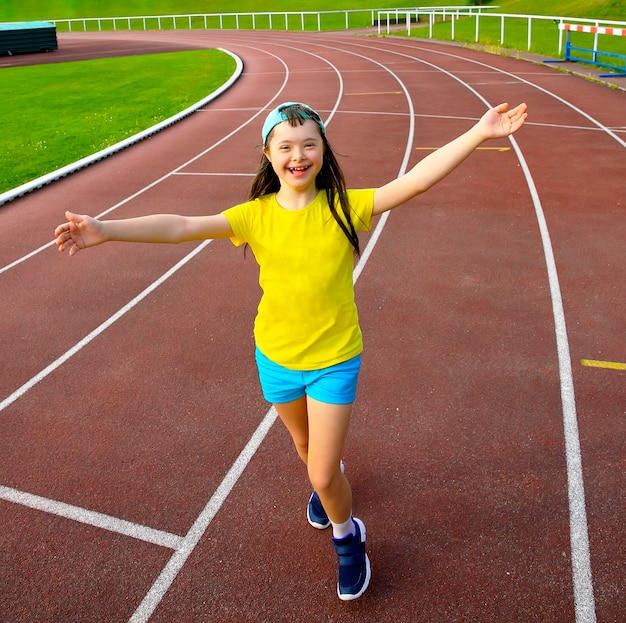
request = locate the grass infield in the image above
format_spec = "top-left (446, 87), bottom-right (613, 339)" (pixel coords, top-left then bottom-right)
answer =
top-left (1, 49), bottom-right (235, 194)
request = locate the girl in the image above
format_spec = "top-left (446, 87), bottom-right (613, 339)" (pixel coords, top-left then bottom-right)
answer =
top-left (55, 100), bottom-right (527, 601)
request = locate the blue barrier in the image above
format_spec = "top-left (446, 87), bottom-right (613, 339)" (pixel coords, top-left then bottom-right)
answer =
top-left (558, 23), bottom-right (626, 78)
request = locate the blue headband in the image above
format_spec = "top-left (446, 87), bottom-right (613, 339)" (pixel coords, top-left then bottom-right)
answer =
top-left (261, 102), bottom-right (326, 145)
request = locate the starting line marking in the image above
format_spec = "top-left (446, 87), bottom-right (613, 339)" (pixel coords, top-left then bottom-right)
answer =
top-left (0, 485), bottom-right (182, 550)
top-left (581, 359), bottom-right (626, 370)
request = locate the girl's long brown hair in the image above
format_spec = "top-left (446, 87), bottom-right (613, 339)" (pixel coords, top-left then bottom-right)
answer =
top-left (249, 105), bottom-right (360, 256)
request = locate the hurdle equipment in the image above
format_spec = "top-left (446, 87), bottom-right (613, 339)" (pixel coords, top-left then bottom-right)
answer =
top-left (558, 23), bottom-right (626, 77)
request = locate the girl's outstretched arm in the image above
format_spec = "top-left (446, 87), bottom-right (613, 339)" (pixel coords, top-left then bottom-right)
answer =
top-left (55, 211), bottom-right (233, 256)
top-left (373, 102), bottom-right (527, 215)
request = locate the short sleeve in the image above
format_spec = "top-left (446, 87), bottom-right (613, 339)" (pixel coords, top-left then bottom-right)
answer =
top-left (222, 202), bottom-right (250, 247)
top-left (347, 189), bottom-right (376, 233)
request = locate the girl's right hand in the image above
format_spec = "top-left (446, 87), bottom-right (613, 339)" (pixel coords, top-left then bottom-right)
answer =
top-left (54, 211), bottom-right (106, 256)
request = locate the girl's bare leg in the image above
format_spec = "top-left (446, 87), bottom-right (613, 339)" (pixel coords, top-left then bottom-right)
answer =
top-left (274, 396), bottom-right (352, 524)
top-left (277, 396), bottom-right (368, 600)
top-left (305, 397), bottom-right (352, 524)
top-left (274, 396), bottom-right (309, 465)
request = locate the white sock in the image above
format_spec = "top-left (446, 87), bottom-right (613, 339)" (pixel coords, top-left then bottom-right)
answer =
top-left (332, 516), bottom-right (355, 540)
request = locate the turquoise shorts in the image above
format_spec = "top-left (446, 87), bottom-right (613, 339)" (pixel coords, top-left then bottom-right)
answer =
top-left (255, 347), bottom-right (362, 405)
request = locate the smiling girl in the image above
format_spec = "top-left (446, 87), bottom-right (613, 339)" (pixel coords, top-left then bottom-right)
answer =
top-left (55, 100), bottom-right (527, 600)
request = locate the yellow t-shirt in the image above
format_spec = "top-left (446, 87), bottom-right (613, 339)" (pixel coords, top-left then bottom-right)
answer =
top-left (223, 189), bottom-right (375, 370)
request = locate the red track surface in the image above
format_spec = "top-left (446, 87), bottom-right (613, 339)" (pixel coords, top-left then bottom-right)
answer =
top-left (1, 29), bottom-right (624, 623)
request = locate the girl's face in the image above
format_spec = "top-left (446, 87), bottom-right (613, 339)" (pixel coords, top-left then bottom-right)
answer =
top-left (263, 119), bottom-right (325, 193)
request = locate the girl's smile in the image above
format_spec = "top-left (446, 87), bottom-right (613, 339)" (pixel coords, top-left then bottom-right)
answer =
top-left (289, 165), bottom-right (311, 176)
top-left (264, 118), bottom-right (324, 197)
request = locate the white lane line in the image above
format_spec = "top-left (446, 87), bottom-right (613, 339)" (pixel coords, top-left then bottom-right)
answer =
top-left (0, 240), bottom-right (212, 414)
top-left (0, 241), bottom-right (54, 275)
top-left (0, 485), bottom-right (182, 550)
top-left (128, 405), bottom-right (278, 623)
top-left (353, 37), bottom-right (599, 623)
top-left (395, 39), bottom-right (626, 148)
top-left (509, 136), bottom-right (597, 623)
top-left (128, 43), bottom-right (415, 623)
top-left (0, 99), bottom-right (258, 276)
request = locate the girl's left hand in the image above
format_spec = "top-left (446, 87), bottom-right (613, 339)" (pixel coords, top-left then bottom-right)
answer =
top-left (480, 102), bottom-right (528, 139)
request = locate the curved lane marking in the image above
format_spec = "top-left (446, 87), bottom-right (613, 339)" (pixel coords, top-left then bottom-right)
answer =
top-left (338, 36), bottom-right (600, 623)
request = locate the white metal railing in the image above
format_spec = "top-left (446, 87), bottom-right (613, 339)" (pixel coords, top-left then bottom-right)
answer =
top-left (376, 4), bottom-right (496, 33)
top-left (47, 8), bottom-right (415, 33)
top-left (44, 7), bottom-right (626, 60)
top-left (45, 7), bottom-right (501, 34)
top-left (376, 9), bottom-right (626, 55)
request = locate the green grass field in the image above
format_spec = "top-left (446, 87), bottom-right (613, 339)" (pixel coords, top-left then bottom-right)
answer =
top-left (1, 1), bottom-right (624, 195)
top-left (1, 50), bottom-right (235, 194)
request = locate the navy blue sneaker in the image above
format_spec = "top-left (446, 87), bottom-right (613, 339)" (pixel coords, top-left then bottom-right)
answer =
top-left (332, 517), bottom-right (371, 600)
top-left (307, 490), bottom-right (330, 529)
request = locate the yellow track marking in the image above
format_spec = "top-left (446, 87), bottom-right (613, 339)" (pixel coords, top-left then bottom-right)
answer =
top-left (581, 359), bottom-right (626, 370)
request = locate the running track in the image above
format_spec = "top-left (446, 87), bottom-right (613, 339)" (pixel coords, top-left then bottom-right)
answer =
top-left (0, 29), bottom-right (624, 623)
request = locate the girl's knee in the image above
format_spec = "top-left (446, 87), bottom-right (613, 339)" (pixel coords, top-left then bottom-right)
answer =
top-left (308, 461), bottom-right (343, 493)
